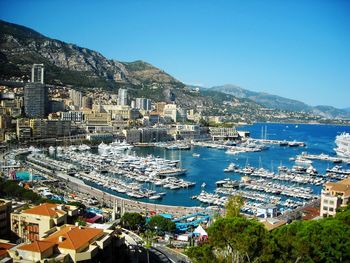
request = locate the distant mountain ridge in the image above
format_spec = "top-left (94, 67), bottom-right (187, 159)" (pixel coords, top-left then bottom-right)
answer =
top-left (211, 85), bottom-right (350, 119)
top-left (0, 19), bottom-right (262, 113)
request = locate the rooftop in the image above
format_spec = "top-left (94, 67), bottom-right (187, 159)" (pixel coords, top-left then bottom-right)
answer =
top-left (22, 203), bottom-right (74, 217)
top-left (44, 225), bottom-right (103, 250)
top-left (325, 177), bottom-right (350, 195)
top-left (18, 240), bottom-right (55, 253)
top-left (0, 243), bottom-right (15, 258)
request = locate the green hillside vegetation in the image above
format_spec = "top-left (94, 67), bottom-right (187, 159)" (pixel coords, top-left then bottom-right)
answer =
top-left (187, 196), bottom-right (350, 263)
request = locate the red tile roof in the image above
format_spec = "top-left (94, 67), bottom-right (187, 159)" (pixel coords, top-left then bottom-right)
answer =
top-left (0, 243), bottom-right (15, 258)
top-left (44, 225), bottom-right (103, 250)
top-left (23, 203), bottom-right (67, 217)
top-left (18, 241), bottom-right (55, 253)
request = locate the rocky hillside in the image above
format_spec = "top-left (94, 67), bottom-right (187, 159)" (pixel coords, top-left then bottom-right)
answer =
top-left (0, 19), bottom-right (265, 113)
top-left (1, 19), bottom-right (347, 123)
top-left (0, 20), bottom-right (183, 91)
top-left (211, 84), bottom-right (350, 119)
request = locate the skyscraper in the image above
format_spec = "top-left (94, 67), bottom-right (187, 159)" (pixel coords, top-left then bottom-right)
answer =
top-left (118, 89), bottom-right (128, 106)
top-left (31, 64), bottom-right (44, 84)
top-left (24, 64), bottom-right (48, 118)
top-left (24, 83), bottom-right (48, 118)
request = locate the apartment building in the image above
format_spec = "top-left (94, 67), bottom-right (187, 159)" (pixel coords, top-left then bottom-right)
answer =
top-left (11, 203), bottom-right (78, 242)
top-left (320, 177), bottom-right (350, 217)
top-left (8, 224), bottom-right (113, 262)
top-left (0, 199), bottom-right (12, 239)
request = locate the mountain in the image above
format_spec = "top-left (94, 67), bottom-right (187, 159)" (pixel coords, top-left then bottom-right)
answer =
top-left (1, 19), bottom-right (348, 123)
top-left (0, 19), bottom-right (262, 113)
top-left (211, 85), bottom-right (350, 119)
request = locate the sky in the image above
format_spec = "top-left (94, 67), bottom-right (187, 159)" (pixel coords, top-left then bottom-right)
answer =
top-left (1, 0), bottom-right (350, 108)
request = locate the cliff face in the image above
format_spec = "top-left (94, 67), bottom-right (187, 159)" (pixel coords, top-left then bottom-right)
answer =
top-left (0, 19), bottom-right (239, 109)
top-left (0, 19), bottom-right (182, 89)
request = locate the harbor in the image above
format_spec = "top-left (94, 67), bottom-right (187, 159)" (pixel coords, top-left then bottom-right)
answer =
top-left (2, 123), bottom-right (350, 218)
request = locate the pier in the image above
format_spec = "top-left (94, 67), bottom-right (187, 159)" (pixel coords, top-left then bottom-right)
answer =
top-left (299, 152), bottom-right (350, 164)
top-left (250, 138), bottom-right (306, 147)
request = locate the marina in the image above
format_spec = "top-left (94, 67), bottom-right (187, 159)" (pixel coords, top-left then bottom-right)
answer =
top-left (3, 123), bottom-right (350, 217)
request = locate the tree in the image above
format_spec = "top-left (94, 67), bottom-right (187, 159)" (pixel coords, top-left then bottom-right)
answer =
top-left (225, 195), bottom-right (244, 218)
top-left (121, 212), bottom-right (144, 230)
top-left (186, 244), bottom-right (218, 263)
top-left (271, 219), bottom-right (350, 263)
top-left (207, 217), bottom-right (271, 263)
top-left (147, 215), bottom-right (176, 233)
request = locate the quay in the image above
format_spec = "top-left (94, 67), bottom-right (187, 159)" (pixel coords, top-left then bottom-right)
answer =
top-left (300, 152), bottom-right (350, 164)
top-left (250, 138), bottom-right (305, 147)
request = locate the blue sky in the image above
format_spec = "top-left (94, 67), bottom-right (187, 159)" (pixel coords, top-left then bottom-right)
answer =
top-left (1, 0), bottom-right (349, 108)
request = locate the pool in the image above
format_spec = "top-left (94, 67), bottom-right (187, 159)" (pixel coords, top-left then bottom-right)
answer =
top-left (16, 171), bottom-right (45, 181)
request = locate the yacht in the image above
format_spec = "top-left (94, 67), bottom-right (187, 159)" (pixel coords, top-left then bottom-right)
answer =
top-left (334, 132), bottom-right (350, 158)
top-left (224, 162), bottom-right (238, 172)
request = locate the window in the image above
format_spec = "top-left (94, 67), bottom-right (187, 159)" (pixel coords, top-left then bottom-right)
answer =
top-left (323, 199), bottom-right (328, 204)
top-left (329, 207), bottom-right (334, 212)
top-left (323, 206), bottom-right (328, 211)
top-left (329, 200), bottom-right (334, 205)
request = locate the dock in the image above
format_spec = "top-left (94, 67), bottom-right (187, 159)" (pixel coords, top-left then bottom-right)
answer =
top-left (250, 138), bottom-right (305, 147)
top-left (300, 152), bottom-right (350, 164)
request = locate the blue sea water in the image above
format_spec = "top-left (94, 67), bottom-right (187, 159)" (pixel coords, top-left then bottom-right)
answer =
top-left (90, 123), bottom-right (350, 207)
top-left (16, 171), bottom-right (44, 181)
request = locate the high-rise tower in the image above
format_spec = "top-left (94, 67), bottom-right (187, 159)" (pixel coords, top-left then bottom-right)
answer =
top-left (118, 89), bottom-right (128, 106)
top-left (24, 64), bottom-right (48, 118)
top-left (31, 64), bottom-right (44, 84)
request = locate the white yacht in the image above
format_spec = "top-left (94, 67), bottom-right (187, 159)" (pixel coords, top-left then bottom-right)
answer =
top-left (334, 132), bottom-right (350, 158)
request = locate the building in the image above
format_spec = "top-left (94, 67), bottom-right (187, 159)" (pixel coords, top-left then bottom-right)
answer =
top-left (0, 242), bottom-right (15, 260)
top-left (69, 89), bottom-right (83, 109)
top-left (140, 127), bottom-right (169, 143)
top-left (29, 119), bottom-right (71, 139)
top-left (163, 104), bottom-right (177, 122)
top-left (82, 96), bottom-right (93, 109)
top-left (155, 102), bottom-right (166, 115)
top-left (123, 129), bottom-right (141, 144)
top-left (320, 177), bottom-right (350, 217)
top-left (24, 82), bottom-right (48, 118)
top-left (0, 114), bottom-right (11, 130)
top-left (118, 88), bottom-right (128, 106)
top-left (86, 133), bottom-right (114, 142)
top-left (0, 199), bottom-right (12, 239)
top-left (256, 204), bottom-right (278, 218)
top-left (61, 111), bottom-right (84, 122)
top-left (175, 124), bottom-right (201, 140)
top-left (31, 64), bottom-right (44, 84)
top-left (49, 99), bottom-right (65, 113)
top-left (135, 98), bottom-right (152, 111)
top-left (16, 119), bottom-right (32, 141)
top-left (102, 105), bottom-right (139, 120)
top-left (8, 224), bottom-right (114, 262)
top-left (209, 127), bottom-right (239, 141)
top-left (11, 203), bottom-right (79, 242)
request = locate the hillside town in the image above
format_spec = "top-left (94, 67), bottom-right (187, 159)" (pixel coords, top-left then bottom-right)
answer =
top-left (0, 64), bottom-right (349, 263)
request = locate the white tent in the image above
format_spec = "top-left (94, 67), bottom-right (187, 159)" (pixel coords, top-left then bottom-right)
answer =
top-left (193, 225), bottom-right (208, 236)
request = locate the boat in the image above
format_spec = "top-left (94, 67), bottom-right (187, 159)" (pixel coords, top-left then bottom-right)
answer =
top-left (149, 195), bottom-right (162, 200)
top-left (279, 140), bottom-right (288, 146)
top-left (334, 132), bottom-right (350, 158)
top-left (224, 162), bottom-right (238, 172)
top-left (295, 157), bottom-right (312, 165)
top-left (192, 153), bottom-right (200, 157)
top-left (288, 141), bottom-right (299, 147)
top-left (48, 146), bottom-right (55, 153)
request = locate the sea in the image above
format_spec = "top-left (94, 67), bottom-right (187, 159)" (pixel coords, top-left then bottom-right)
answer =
top-left (84, 123), bottom-right (350, 207)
